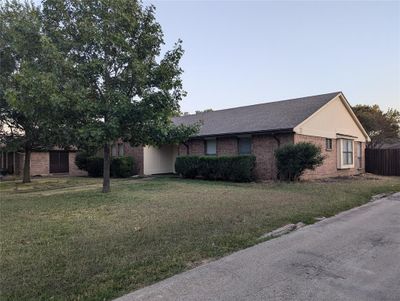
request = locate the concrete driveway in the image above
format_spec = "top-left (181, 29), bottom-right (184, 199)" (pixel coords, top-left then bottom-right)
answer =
top-left (115, 193), bottom-right (400, 301)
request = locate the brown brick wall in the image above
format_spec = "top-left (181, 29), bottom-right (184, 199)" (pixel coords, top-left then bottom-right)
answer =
top-left (178, 134), bottom-right (293, 180)
top-left (175, 133), bottom-right (367, 181)
top-left (252, 133), bottom-right (294, 180)
top-left (178, 144), bottom-right (189, 156)
top-left (294, 134), bottom-right (365, 179)
top-left (178, 140), bottom-right (204, 156)
top-left (124, 143), bottom-right (144, 175)
top-left (16, 151), bottom-right (88, 177)
top-left (30, 152), bottom-right (49, 176)
top-left (217, 137), bottom-right (238, 156)
top-left (189, 140), bottom-right (205, 156)
top-left (179, 137), bottom-right (239, 157)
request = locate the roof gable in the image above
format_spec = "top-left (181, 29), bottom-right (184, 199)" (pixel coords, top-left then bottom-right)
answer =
top-left (294, 93), bottom-right (370, 141)
top-left (173, 92), bottom-right (340, 137)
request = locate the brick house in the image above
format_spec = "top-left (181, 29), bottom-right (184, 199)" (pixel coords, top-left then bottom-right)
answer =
top-left (1, 92), bottom-right (370, 180)
top-left (0, 149), bottom-right (87, 177)
top-left (125, 92), bottom-right (370, 180)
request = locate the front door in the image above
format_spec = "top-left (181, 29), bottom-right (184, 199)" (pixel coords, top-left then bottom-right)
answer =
top-left (49, 151), bottom-right (69, 173)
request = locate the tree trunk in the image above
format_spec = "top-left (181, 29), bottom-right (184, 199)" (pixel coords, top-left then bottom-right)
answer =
top-left (102, 143), bottom-right (111, 193)
top-left (22, 146), bottom-right (31, 183)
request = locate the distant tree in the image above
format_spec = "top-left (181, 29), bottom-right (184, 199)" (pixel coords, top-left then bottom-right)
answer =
top-left (0, 0), bottom-right (76, 183)
top-left (195, 109), bottom-right (213, 114)
top-left (353, 105), bottom-right (400, 148)
top-left (42, 0), bottom-right (198, 192)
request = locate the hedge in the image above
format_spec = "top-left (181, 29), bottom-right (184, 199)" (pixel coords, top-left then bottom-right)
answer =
top-left (86, 157), bottom-right (104, 177)
top-left (75, 153), bottom-right (135, 178)
top-left (174, 156), bottom-right (199, 179)
top-left (175, 155), bottom-right (256, 182)
top-left (111, 157), bottom-right (135, 178)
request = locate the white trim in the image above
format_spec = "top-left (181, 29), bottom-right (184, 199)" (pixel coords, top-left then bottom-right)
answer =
top-left (337, 138), bottom-right (355, 169)
top-left (325, 138), bottom-right (333, 150)
top-left (336, 133), bottom-right (357, 139)
top-left (356, 141), bottom-right (363, 170)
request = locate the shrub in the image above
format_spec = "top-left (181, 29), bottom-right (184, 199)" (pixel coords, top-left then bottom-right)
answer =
top-left (198, 156), bottom-right (218, 180)
top-left (275, 142), bottom-right (325, 181)
top-left (76, 153), bottom-right (135, 178)
top-left (175, 156), bottom-right (199, 178)
top-left (75, 152), bottom-right (89, 171)
top-left (229, 155), bottom-right (256, 182)
top-left (86, 157), bottom-right (104, 177)
top-left (175, 155), bottom-right (256, 182)
top-left (0, 168), bottom-right (8, 176)
top-left (111, 156), bottom-right (135, 178)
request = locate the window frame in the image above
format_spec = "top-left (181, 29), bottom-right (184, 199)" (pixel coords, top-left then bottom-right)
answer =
top-left (118, 143), bottom-right (124, 157)
top-left (238, 136), bottom-right (252, 155)
top-left (356, 142), bottom-right (362, 169)
top-left (325, 138), bottom-right (332, 151)
top-left (111, 144), bottom-right (118, 157)
top-left (205, 138), bottom-right (217, 156)
top-left (337, 138), bottom-right (354, 169)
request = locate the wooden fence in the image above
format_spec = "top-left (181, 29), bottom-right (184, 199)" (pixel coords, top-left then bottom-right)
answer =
top-left (365, 148), bottom-right (400, 176)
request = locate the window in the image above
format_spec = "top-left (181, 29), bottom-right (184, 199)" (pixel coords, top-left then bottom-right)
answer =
top-left (205, 139), bottom-right (216, 155)
top-left (238, 137), bottom-right (252, 155)
top-left (118, 143), bottom-right (124, 156)
top-left (342, 139), bottom-right (353, 165)
top-left (325, 138), bottom-right (332, 150)
top-left (111, 144), bottom-right (118, 157)
top-left (111, 143), bottom-right (124, 157)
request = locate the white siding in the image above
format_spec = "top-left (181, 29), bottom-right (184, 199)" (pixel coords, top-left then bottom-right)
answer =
top-left (143, 145), bottom-right (178, 175)
top-left (294, 95), bottom-right (367, 142)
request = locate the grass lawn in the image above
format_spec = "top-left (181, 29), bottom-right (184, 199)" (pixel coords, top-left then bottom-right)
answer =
top-left (1, 175), bottom-right (399, 300)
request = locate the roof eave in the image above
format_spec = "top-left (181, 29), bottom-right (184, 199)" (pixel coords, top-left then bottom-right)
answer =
top-left (188, 128), bottom-right (294, 139)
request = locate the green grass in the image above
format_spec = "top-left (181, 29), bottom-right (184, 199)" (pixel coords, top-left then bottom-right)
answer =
top-left (1, 175), bottom-right (399, 300)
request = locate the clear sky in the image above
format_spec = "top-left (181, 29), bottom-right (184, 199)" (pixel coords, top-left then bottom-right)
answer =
top-left (145, 0), bottom-right (400, 113)
top-left (33, 0), bottom-right (400, 112)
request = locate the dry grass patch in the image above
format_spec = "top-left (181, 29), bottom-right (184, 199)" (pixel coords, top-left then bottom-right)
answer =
top-left (0, 175), bottom-right (399, 301)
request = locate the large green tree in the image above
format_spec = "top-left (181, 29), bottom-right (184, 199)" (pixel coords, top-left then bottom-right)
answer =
top-left (353, 104), bottom-right (400, 148)
top-left (0, 0), bottom-right (77, 183)
top-left (42, 0), bottom-right (197, 192)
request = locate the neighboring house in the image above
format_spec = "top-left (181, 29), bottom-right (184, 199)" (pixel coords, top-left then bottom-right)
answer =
top-left (377, 139), bottom-right (400, 149)
top-left (0, 142), bottom-right (136, 177)
top-left (1, 91), bottom-right (370, 180)
top-left (126, 91), bottom-right (370, 180)
top-left (0, 149), bottom-right (87, 177)
top-left (0, 140), bottom-right (142, 177)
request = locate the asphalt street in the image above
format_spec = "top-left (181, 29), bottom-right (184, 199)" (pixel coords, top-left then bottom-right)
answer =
top-left (115, 192), bottom-right (400, 301)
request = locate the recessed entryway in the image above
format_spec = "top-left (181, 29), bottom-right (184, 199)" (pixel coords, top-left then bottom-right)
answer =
top-left (49, 151), bottom-right (69, 173)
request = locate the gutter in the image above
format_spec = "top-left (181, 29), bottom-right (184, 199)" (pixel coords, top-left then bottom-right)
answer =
top-left (188, 128), bottom-right (294, 140)
top-left (272, 134), bottom-right (281, 147)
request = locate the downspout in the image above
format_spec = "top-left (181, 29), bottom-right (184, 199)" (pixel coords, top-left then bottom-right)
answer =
top-left (183, 142), bottom-right (189, 155)
top-left (273, 134), bottom-right (281, 148)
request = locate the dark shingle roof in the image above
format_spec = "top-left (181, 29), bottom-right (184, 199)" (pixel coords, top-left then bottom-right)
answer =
top-left (173, 92), bottom-right (341, 137)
